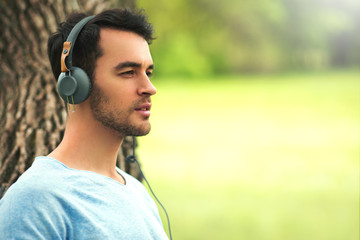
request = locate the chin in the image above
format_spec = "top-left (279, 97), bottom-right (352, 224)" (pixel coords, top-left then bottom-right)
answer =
top-left (125, 122), bottom-right (151, 136)
top-left (134, 126), bottom-right (151, 136)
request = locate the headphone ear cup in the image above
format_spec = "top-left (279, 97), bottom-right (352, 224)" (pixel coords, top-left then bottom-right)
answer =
top-left (57, 67), bottom-right (91, 104)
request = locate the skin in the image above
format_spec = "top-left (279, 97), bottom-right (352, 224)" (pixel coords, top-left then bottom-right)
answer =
top-left (48, 28), bottom-right (156, 184)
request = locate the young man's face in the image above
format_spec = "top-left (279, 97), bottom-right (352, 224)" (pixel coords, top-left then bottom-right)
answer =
top-left (89, 28), bottom-right (156, 137)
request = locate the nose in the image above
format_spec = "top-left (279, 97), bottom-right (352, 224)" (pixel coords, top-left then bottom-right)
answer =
top-left (138, 75), bottom-right (157, 96)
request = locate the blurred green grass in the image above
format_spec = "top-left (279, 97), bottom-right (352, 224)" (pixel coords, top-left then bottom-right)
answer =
top-left (137, 71), bottom-right (359, 240)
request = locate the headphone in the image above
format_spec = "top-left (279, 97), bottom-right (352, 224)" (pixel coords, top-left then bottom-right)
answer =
top-left (58, 16), bottom-right (94, 105)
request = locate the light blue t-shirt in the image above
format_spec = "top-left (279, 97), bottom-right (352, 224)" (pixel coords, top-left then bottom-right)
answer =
top-left (0, 156), bottom-right (168, 240)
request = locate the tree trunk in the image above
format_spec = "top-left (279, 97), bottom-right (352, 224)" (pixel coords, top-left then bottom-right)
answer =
top-left (0, 0), bottom-right (140, 198)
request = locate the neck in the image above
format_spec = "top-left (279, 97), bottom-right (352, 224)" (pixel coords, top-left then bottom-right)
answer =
top-left (48, 109), bottom-right (125, 183)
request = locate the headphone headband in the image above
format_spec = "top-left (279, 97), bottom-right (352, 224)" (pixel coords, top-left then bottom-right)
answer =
top-left (61, 16), bottom-right (95, 72)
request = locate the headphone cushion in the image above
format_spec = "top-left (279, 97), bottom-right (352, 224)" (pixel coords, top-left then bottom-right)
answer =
top-left (57, 67), bottom-right (91, 104)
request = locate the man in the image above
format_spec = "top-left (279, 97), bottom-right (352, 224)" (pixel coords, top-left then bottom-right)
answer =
top-left (0, 8), bottom-right (169, 239)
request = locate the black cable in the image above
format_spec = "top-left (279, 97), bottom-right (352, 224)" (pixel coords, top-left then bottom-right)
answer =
top-left (126, 136), bottom-right (173, 240)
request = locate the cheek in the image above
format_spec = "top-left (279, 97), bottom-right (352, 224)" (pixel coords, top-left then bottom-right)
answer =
top-left (104, 84), bottom-right (135, 109)
top-left (93, 69), bottom-right (137, 107)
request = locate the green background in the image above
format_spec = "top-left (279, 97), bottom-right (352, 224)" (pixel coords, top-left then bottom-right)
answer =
top-left (137, 0), bottom-right (360, 77)
top-left (137, 72), bottom-right (359, 240)
top-left (134, 0), bottom-right (359, 239)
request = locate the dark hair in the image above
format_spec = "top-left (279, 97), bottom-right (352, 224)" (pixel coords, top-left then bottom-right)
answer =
top-left (47, 8), bottom-right (154, 82)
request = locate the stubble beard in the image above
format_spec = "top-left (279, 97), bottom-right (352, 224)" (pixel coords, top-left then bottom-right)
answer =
top-left (89, 84), bottom-right (151, 137)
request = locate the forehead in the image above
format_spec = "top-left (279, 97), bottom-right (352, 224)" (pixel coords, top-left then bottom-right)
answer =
top-left (98, 28), bottom-right (152, 63)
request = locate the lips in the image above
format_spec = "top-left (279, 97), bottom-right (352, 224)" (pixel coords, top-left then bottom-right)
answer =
top-left (135, 103), bottom-right (151, 111)
top-left (134, 103), bottom-right (151, 117)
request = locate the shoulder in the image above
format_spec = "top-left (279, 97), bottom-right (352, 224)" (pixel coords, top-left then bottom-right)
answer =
top-left (0, 156), bottom-right (74, 217)
top-left (0, 156), bottom-right (71, 213)
top-left (5, 156), bottom-right (70, 195)
top-left (0, 158), bottom-right (69, 238)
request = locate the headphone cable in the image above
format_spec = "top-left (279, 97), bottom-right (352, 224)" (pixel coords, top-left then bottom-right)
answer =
top-left (127, 136), bottom-right (173, 240)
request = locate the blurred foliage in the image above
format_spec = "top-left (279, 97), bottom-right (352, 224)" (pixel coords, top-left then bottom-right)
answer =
top-left (137, 0), bottom-right (360, 77)
top-left (139, 72), bottom-right (360, 239)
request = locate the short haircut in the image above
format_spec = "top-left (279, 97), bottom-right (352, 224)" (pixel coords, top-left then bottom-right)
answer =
top-left (47, 8), bottom-right (154, 83)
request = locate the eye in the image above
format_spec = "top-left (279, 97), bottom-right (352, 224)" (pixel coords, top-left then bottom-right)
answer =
top-left (146, 71), bottom-right (153, 77)
top-left (119, 70), bottom-right (135, 77)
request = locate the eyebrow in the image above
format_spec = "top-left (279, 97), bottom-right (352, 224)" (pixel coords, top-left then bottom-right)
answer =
top-left (114, 61), bottom-right (154, 71)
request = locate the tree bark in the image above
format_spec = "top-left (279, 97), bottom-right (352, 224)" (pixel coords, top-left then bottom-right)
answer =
top-left (0, 0), bottom-right (140, 198)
